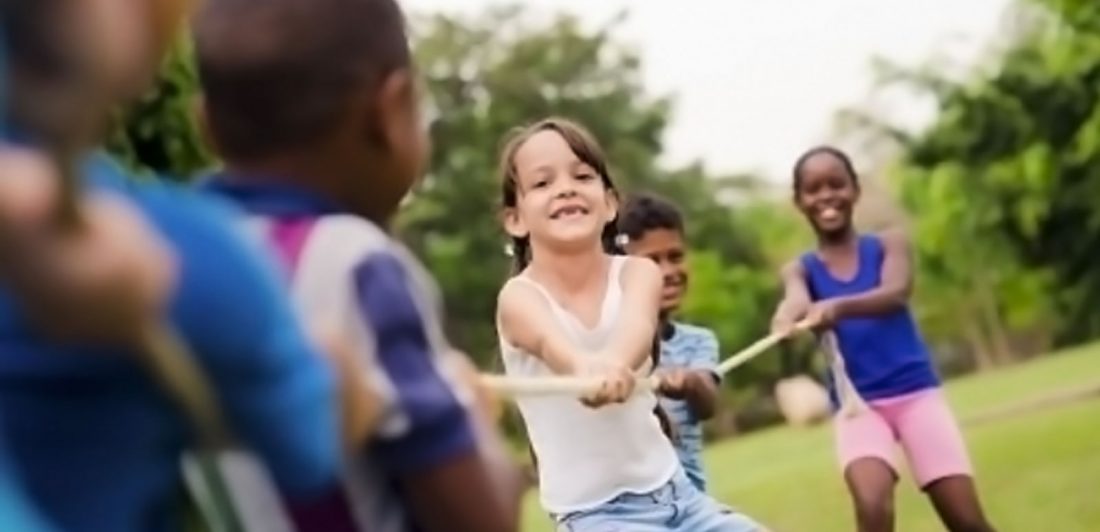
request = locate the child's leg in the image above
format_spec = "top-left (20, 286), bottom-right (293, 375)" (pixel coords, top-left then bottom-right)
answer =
top-left (894, 389), bottom-right (995, 532)
top-left (553, 499), bottom-right (672, 532)
top-left (553, 470), bottom-right (765, 532)
top-left (835, 407), bottom-right (899, 532)
top-left (675, 487), bottom-right (765, 532)
top-left (926, 477), bottom-right (995, 532)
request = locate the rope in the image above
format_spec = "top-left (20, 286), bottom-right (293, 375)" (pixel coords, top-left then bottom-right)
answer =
top-left (480, 319), bottom-right (873, 424)
top-left (819, 331), bottom-right (869, 419)
top-left (481, 319), bottom-right (817, 398)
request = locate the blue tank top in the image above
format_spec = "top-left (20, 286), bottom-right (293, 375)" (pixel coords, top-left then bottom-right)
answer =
top-left (800, 234), bottom-right (939, 403)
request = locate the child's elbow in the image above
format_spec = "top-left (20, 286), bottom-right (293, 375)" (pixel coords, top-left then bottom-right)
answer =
top-left (687, 374), bottom-right (719, 420)
top-left (888, 284), bottom-right (912, 309)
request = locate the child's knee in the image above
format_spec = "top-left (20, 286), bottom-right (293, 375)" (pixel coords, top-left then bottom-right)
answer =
top-left (851, 487), bottom-right (894, 526)
top-left (854, 495), bottom-right (893, 519)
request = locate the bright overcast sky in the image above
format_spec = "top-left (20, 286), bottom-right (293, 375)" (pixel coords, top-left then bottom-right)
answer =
top-left (404, 0), bottom-right (1014, 181)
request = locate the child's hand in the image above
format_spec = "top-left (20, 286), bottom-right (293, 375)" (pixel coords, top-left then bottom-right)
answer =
top-left (770, 313), bottom-right (799, 337)
top-left (577, 358), bottom-right (635, 408)
top-left (657, 368), bottom-right (690, 399)
top-left (804, 300), bottom-right (841, 331)
top-left (770, 303), bottom-right (808, 337)
top-left (0, 148), bottom-right (177, 344)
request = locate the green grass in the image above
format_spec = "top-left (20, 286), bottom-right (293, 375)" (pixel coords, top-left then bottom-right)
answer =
top-left (521, 344), bottom-right (1100, 531)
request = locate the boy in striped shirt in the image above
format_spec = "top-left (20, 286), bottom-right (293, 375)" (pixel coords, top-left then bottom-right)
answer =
top-left (620, 193), bottom-right (722, 492)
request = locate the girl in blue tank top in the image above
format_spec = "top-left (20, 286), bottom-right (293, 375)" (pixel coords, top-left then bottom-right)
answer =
top-left (770, 146), bottom-right (996, 532)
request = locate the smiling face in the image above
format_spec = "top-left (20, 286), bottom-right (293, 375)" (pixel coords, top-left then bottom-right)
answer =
top-left (504, 128), bottom-right (617, 255)
top-left (794, 150), bottom-right (860, 239)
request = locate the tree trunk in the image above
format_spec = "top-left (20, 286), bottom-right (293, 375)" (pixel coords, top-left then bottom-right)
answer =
top-left (975, 279), bottom-right (1016, 365)
top-left (962, 317), bottom-right (996, 371)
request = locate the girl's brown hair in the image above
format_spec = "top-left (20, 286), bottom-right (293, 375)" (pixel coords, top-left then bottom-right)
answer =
top-left (498, 117), bottom-right (622, 273)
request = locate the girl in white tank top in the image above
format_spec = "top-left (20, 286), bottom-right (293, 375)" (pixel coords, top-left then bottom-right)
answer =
top-left (494, 118), bottom-right (764, 532)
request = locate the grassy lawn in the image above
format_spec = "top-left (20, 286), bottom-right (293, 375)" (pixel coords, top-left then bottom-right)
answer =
top-left (521, 343), bottom-right (1100, 531)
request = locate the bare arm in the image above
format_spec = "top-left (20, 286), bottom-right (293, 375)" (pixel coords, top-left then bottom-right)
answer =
top-left (771, 259), bottom-right (812, 329)
top-left (497, 279), bottom-right (585, 374)
top-left (604, 257), bottom-right (663, 370)
top-left (0, 150), bottom-right (176, 344)
top-left (681, 371), bottom-right (719, 420)
top-left (402, 453), bottom-right (518, 532)
top-left (830, 229), bottom-right (913, 319)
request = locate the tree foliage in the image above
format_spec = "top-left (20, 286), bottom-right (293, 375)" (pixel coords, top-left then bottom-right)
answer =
top-left (842, 0), bottom-right (1100, 364)
top-left (105, 38), bottom-right (212, 180)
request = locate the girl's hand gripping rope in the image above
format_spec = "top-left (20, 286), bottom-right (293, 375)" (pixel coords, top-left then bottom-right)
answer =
top-left (576, 357), bottom-right (636, 408)
top-left (802, 300), bottom-right (841, 332)
top-left (482, 319), bottom-right (815, 400)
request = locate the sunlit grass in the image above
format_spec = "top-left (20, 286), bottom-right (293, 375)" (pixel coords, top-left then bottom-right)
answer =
top-left (522, 344), bottom-right (1100, 531)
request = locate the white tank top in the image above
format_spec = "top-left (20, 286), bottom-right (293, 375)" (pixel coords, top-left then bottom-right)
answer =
top-left (499, 256), bottom-right (679, 514)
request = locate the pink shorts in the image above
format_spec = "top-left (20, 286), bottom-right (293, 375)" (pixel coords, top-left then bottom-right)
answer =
top-left (834, 387), bottom-right (973, 488)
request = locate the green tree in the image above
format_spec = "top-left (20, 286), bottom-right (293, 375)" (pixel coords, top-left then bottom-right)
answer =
top-left (837, 0), bottom-right (1100, 365)
top-left (105, 38), bottom-right (213, 179)
top-left (403, 6), bottom-right (774, 374)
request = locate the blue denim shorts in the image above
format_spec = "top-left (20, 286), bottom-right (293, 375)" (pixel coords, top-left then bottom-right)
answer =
top-left (551, 470), bottom-right (763, 532)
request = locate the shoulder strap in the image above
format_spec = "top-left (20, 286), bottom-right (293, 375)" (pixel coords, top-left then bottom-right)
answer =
top-left (608, 254), bottom-right (629, 290)
top-left (798, 250), bottom-right (817, 274)
top-left (798, 251), bottom-right (821, 300)
top-left (861, 233), bottom-right (885, 265)
top-left (509, 275), bottom-right (567, 321)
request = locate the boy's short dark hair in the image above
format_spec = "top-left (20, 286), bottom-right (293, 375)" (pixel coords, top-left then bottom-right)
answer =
top-left (193, 0), bottom-right (410, 160)
top-left (618, 192), bottom-right (685, 240)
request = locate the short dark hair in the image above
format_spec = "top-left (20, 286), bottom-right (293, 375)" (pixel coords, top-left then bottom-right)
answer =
top-left (618, 192), bottom-right (684, 241)
top-left (193, 0), bottom-right (411, 160)
top-left (791, 145), bottom-right (860, 191)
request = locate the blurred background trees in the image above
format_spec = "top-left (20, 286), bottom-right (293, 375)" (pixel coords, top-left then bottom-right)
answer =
top-left (108, 0), bottom-right (1100, 436)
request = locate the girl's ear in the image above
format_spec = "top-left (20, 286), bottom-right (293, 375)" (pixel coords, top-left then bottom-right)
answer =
top-left (604, 188), bottom-right (620, 224)
top-left (501, 207), bottom-right (528, 239)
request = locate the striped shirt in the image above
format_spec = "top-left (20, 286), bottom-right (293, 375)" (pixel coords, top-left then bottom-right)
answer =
top-left (658, 322), bottom-right (720, 492)
top-left (202, 178), bottom-right (479, 532)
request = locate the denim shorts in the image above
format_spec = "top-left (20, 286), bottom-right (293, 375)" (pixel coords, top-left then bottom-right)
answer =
top-left (551, 470), bottom-right (763, 532)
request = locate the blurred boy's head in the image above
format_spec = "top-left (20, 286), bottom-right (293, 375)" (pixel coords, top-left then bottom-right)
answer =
top-left (2, 0), bottom-right (190, 144)
top-left (193, 0), bottom-right (427, 224)
top-left (619, 193), bottom-right (688, 316)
